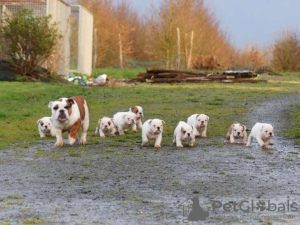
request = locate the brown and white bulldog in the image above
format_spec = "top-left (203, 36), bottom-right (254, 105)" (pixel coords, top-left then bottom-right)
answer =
top-left (224, 122), bottom-right (247, 145)
top-left (129, 106), bottom-right (143, 131)
top-left (48, 96), bottom-right (89, 147)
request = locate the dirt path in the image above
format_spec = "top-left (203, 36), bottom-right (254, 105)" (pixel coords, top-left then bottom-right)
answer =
top-left (0, 93), bottom-right (299, 224)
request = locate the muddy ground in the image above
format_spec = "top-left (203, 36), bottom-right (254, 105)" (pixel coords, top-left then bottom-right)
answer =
top-left (0, 92), bottom-right (299, 224)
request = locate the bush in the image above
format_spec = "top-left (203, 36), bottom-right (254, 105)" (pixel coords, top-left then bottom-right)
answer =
top-left (0, 9), bottom-right (62, 78)
top-left (272, 30), bottom-right (300, 71)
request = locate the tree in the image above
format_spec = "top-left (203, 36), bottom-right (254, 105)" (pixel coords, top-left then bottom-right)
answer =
top-left (0, 9), bottom-right (62, 77)
top-left (272, 30), bottom-right (300, 71)
top-left (145, 0), bottom-right (236, 69)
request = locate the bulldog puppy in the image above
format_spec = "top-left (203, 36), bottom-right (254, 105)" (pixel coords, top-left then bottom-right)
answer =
top-left (48, 96), bottom-right (89, 147)
top-left (187, 114), bottom-right (209, 138)
top-left (129, 106), bottom-right (144, 131)
top-left (37, 116), bottom-right (56, 138)
top-left (173, 121), bottom-right (196, 147)
top-left (113, 111), bottom-right (136, 135)
top-left (246, 123), bottom-right (274, 149)
top-left (141, 119), bottom-right (165, 148)
top-left (95, 117), bottom-right (117, 138)
top-left (224, 122), bottom-right (247, 145)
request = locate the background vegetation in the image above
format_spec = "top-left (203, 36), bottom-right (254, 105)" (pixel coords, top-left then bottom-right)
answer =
top-left (0, 10), bottom-right (61, 78)
top-left (62, 0), bottom-right (300, 72)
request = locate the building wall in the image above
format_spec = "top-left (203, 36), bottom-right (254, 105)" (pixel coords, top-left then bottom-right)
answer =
top-left (72, 5), bottom-right (93, 76)
top-left (47, 0), bottom-right (70, 76)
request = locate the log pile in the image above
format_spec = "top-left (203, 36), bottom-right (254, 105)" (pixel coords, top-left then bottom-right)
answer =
top-left (130, 69), bottom-right (266, 83)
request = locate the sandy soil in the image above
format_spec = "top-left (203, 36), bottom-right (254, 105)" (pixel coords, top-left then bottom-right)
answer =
top-left (0, 93), bottom-right (299, 224)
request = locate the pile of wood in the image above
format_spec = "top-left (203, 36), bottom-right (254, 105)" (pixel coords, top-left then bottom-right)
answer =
top-left (130, 69), bottom-right (265, 83)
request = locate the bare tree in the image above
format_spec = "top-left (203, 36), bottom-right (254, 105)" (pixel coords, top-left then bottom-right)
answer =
top-left (272, 30), bottom-right (300, 71)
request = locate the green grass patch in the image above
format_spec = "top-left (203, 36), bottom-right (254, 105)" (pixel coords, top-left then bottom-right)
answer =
top-left (0, 80), bottom-right (299, 149)
top-left (283, 104), bottom-right (300, 144)
top-left (92, 67), bottom-right (146, 80)
top-left (245, 155), bottom-right (255, 160)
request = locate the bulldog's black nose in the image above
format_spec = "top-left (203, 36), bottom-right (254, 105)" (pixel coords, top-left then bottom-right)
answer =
top-left (105, 125), bottom-right (107, 128)
top-left (59, 109), bottom-right (64, 113)
top-left (237, 132), bottom-right (240, 135)
top-left (269, 132), bottom-right (273, 136)
top-left (187, 133), bottom-right (190, 136)
top-left (45, 125), bottom-right (48, 129)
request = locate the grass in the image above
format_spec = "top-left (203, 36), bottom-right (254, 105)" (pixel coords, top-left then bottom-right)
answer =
top-left (0, 76), bottom-right (299, 149)
top-left (283, 104), bottom-right (300, 145)
top-left (92, 67), bottom-right (146, 80)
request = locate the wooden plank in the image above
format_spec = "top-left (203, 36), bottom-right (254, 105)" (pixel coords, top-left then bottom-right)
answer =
top-left (147, 68), bottom-right (206, 76)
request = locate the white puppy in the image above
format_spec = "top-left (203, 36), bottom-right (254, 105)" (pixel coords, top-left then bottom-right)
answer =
top-left (113, 111), bottom-right (136, 135)
top-left (224, 122), bottom-right (247, 145)
top-left (246, 123), bottom-right (274, 149)
top-left (141, 119), bottom-right (165, 148)
top-left (48, 96), bottom-right (89, 147)
top-left (173, 121), bottom-right (196, 147)
top-left (187, 114), bottom-right (209, 138)
top-left (129, 106), bottom-right (144, 130)
top-left (37, 117), bottom-right (56, 138)
top-left (95, 117), bottom-right (117, 138)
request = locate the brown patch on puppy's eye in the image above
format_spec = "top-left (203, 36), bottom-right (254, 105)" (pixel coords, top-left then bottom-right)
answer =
top-left (53, 105), bottom-right (58, 110)
top-left (108, 122), bottom-right (111, 125)
top-left (41, 123), bottom-right (44, 126)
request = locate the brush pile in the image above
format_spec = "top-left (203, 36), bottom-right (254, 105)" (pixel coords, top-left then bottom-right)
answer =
top-left (130, 69), bottom-right (265, 83)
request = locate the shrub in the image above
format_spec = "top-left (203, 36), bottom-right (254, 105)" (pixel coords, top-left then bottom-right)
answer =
top-left (0, 9), bottom-right (62, 78)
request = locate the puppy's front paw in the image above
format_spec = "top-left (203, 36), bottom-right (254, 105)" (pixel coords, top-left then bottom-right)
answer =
top-left (189, 144), bottom-right (194, 147)
top-left (133, 130), bottom-right (137, 133)
top-left (242, 142), bottom-right (247, 145)
top-left (201, 135), bottom-right (207, 138)
top-left (154, 144), bottom-right (161, 148)
top-left (55, 141), bottom-right (64, 147)
top-left (262, 144), bottom-right (268, 149)
top-left (177, 145), bottom-right (183, 148)
top-left (141, 142), bottom-right (148, 146)
top-left (79, 141), bottom-right (86, 145)
top-left (231, 141), bottom-right (236, 144)
top-left (269, 141), bottom-right (274, 145)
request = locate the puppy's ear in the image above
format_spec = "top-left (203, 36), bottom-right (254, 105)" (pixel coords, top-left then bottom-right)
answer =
top-left (123, 114), bottom-right (126, 119)
top-left (229, 124), bottom-right (235, 134)
top-left (67, 99), bottom-right (75, 106)
top-left (261, 126), bottom-right (264, 131)
top-left (191, 126), bottom-right (194, 130)
top-left (37, 119), bottom-right (41, 124)
top-left (206, 115), bottom-right (210, 121)
top-left (196, 114), bottom-right (200, 118)
top-left (98, 119), bottom-right (102, 123)
top-left (111, 118), bottom-right (114, 122)
top-left (242, 125), bottom-right (246, 131)
top-left (161, 120), bottom-right (166, 124)
top-left (148, 120), bottom-right (152, 124)
top-left (48, 101), bottom-right (53, 109)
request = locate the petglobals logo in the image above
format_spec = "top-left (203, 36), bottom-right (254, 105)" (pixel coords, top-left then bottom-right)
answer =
top-left (178, 198), bottom-right (299, 222)
top-left (211, 200), bottom-right (299, 213)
